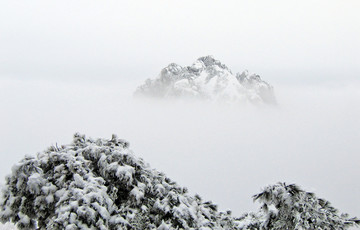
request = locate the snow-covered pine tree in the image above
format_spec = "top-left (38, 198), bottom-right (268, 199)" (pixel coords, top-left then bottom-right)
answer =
top-left (251, 182), bottom-right (360, 229)
top-left (0, 134), bottom-right (358, 229)
top-left (0, 134), bottom-right (238, 230)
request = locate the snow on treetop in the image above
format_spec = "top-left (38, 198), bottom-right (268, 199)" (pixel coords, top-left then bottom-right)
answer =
top-left (0, 134), bottom-right (238, 229)
top-left (0, 134), bottom-right (358, 229)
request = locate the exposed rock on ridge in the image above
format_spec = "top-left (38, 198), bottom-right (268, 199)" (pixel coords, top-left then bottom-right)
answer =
top-left (135, 56), bottom-right (276, 104)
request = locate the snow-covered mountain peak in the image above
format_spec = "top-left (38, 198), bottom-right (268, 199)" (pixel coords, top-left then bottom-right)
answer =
top-left (162, 63), bottom-right (183, 75)
top-left (196, 55), bottom-right (230, 71)
top-left (135, 56), bottom-right (276, 104)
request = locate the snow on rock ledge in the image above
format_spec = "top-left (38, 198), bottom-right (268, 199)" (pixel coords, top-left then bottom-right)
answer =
top-left (135, 56), bottom-right (276, 104)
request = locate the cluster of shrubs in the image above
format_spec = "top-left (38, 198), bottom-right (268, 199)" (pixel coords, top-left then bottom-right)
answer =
top-left (0, 134), bottom-right (358, 229)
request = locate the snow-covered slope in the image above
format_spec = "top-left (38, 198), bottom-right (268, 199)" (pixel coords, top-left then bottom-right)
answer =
top-left (135, 56), bottom-right (276, 104)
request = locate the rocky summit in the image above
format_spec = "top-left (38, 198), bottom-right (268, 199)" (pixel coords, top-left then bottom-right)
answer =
top-left (135, 56), bottom-right (276, 104)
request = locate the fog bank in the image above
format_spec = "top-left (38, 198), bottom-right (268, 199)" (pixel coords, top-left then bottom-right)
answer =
top-left (0, 78), bottom-right (359, 218)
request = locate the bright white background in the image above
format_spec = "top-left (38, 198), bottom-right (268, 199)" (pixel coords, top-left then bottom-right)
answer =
top-left (1, 0), bottom-right (359, 228)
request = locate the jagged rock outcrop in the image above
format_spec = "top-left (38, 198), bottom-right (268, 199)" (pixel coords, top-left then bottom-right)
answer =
top-left (135, 56), bottom-right (276, 104)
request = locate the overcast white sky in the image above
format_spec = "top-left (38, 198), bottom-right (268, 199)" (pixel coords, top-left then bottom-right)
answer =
top-left (0, 0), bottom-right (360, 223)
top-left (1, 0), bottom-right (359, 84)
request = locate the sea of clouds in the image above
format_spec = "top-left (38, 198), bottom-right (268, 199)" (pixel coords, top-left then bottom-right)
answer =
top-left (0, 78), bottom-right (359, 229)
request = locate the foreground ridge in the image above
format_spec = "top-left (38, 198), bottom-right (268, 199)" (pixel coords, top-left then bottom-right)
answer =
top-left (0, 134), bottom-right (358, 229)
top-left (135, 56), bottom-right (276, 104)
